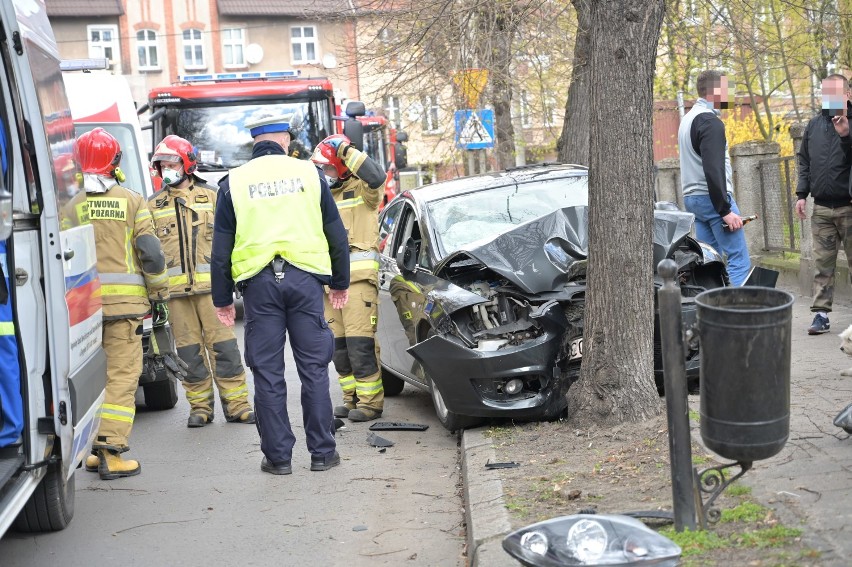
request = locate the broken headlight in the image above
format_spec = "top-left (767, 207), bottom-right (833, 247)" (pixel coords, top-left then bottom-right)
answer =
top-left (502, 514), bottom-right (681, 566)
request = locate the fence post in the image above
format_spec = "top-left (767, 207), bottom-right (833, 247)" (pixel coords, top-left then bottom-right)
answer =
top-left (654, 157), bottom-right (683, 208)
top-left (730, 141), bottom-right (781, 257)
top-left (789, 121), bottom-right (813, 297)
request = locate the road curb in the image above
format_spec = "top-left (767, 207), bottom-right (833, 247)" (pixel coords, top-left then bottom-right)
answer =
top-left (461, 427), bottom-right (519, 567)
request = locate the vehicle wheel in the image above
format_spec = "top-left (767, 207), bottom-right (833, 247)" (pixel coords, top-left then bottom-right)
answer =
top-left (14, 461), bottom-right (75, 532)
top-left (381, 368), bottom-right (405, 397)
top-left (428, 376), bottom-right (483, 432)
top-left (143, 378), bottom-right (179, 410)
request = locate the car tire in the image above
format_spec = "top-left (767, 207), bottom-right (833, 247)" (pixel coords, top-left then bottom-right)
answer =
top-left (143, 378), bottom-right (179, 410)
top-left (14, 461), bottom-right (75, 532)
top-left (381, 368), bottom-right (405, 397)
top-left (428, 375), bottom-right (483, 432)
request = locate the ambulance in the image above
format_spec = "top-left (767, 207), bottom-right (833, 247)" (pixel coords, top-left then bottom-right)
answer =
top-left (0, 0), bottom-right (106, 537)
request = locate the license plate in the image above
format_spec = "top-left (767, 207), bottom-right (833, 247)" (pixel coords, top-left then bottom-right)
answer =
top-left (568, 337), bottom-right (583, 361)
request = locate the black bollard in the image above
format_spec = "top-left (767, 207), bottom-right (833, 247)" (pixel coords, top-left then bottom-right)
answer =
top-left (657, 259), bottom-right (697, 532)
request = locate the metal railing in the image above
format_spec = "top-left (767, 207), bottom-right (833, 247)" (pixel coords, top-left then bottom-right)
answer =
top-left (758, 156), bottom-right (800, 253)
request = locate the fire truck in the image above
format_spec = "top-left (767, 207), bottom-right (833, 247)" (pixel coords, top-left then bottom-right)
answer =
top-left (146, 71), bottom-right (406, 206)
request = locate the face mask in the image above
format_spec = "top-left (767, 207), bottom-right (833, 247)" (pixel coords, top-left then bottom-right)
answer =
top-left (162, 167), bottom-right (185, 186)
top-left (325, 174), bottom-right (339, 187)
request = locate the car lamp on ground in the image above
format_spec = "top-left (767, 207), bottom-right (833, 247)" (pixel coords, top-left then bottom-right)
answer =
top-left (502, 513), bottom-right (681, 566)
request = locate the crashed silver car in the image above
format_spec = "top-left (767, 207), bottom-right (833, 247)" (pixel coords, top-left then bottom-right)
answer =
top-left (376, 164), bottom-right (729, 431)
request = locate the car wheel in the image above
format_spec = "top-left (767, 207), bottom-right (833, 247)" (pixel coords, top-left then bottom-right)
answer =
top-left (143, 378), bottom-right (179, 410)
top-left (14, 460), bottom-right (75, 532)
top-left (428, 375), bottom-right (483, 432)
top-left (381, 368), bottom-right (405, 397)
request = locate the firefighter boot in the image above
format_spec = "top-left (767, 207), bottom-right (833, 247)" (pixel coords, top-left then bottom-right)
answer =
top-left (333, 401), bottom-right (356, 418)
top-left (98, 449), bottom-right (141, 480)
top-left (187, 412), bottom-right (214, 428)
top-left (226, 408), bottom-right (256, 424)
top-left (348, 407), bottom-right (383, 422)
top-left (85, 453), bottom-right (99, 472)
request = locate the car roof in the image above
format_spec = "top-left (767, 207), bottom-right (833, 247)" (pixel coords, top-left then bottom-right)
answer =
top-left (402, 163), bottom-right (588, 207)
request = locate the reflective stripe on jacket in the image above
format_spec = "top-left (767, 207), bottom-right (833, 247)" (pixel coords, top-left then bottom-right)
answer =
top-left (334, 176), bottom-right (380, 284)
top-left (228, 154), bottom-right (331, 282)
top-left (147, 180), bottom-right (216, 298)
top-left (63, 185), bottom-right (168, 319)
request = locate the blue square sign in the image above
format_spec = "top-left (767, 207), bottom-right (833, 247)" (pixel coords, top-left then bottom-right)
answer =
top-left (454, 109), bottom-right (495, 150)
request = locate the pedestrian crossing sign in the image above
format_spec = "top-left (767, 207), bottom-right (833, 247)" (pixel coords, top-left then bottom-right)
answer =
top-left (454, 109), bottom-right (495, 150)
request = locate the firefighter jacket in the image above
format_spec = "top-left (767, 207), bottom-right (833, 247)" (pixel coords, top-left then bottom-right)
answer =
top-left (147, 179), bottom-right (218, 298)
top-left (229, 155), bottom-right (331, 282)
top-left (334, 146), bottom-right (386, 285)
top-left (65, 185), bottom-right (169, 319)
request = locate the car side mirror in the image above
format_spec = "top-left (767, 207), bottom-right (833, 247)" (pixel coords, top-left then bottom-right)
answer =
top-left (395, 237), bottom-right (418, 275)
top-left (343, 118), bottom-right (364, 151)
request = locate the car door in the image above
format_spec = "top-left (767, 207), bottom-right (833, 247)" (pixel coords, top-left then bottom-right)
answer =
top-left (378, 200), bottom-right (429, 383)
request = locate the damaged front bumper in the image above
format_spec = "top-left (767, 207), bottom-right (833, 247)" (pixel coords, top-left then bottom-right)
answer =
top-left (409, 327), bottom-right (575, 421)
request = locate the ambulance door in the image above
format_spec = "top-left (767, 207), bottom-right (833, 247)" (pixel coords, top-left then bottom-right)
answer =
top-left (7, 0), bottom-right (106, 480)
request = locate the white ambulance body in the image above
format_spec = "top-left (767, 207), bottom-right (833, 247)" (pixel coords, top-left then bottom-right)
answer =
top-left (0, 0), bottom-right (106, 537)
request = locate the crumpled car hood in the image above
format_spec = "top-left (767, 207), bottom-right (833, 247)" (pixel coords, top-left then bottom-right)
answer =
top-left (434, 206), bottom-right (697, 295)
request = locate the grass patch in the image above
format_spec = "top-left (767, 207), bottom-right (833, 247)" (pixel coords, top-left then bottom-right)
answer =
top-left (720, 501), bottom-right (767, 523)
top-left (505, 497), bottom-right (530, 515)
top-left (692, 454), bottom-right (710, 465)
top-left (688, 409), bottom-right (700, 422)
top-left (661, 527), bottom-right (728, 557)
top-left (726, 483), bottom-right (752, 497)
top-left (735, 525), bottom-right (802, 548)
top-left (484, 426), bottom-right (514, 441)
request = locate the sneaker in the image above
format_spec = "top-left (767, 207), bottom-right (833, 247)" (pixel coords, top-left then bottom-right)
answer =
top-left (808, 313), bottom-right (830, 335)
top-left (310, 450), bottom-right (341, 472)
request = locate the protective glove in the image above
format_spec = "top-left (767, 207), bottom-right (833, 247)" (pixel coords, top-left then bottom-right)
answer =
top-left (151, 300), bottom-right (169, 327)
top-left (147, 323), bottom-right (189, 382)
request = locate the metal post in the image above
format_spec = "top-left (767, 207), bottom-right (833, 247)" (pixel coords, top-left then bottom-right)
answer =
top-left (677, 91), bottom-right (686, 118)
top-left (478, 149), bottom-right (487, 173)
top-left (467, 150), bottom-right (476, 176)
top-left (657, 259), bottom-right (698, 531)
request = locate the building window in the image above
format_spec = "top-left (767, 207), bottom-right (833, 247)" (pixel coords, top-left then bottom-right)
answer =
top-left (291, 26), bottom-right (318, 64)
top-left (383, 95), bottom-right (401, 129)
top-left (136, 29), bottom-right (159, 70)
top-left (519, 90), bottom-right (531, 128)
top-left (222, 28), bottom-right (245, 67)
top-left (88, 25), bottom-right (118, 63)
top-left (183, 29), bottom-right (205, 69)
top-left (421, 95), bottom-right (440, 132)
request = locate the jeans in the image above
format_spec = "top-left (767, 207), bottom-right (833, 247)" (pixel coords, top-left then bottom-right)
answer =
top-left (684, 193), bottom-right (752, 286)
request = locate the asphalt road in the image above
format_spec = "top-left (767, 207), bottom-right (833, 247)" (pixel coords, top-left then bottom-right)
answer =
top-left (0, 319), bottom-right (465, 566)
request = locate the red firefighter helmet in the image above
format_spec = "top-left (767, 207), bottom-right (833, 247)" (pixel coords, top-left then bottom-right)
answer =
top-left (311, 134), bottom-right (352, 180)
top-left (73, 127), bottom-right (122, 176)
top-left (150, 135), bottom-right (198, 177)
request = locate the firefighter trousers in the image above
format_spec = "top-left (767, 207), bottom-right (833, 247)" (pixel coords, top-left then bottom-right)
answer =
top-left (170, 294), bottom-right (251, 421)
top-left (243, 266), bottom-right (336, 464)
top-left (324, 279), bottom-right (384, 412)
top-left (94, 317), bottom-right (143, 452)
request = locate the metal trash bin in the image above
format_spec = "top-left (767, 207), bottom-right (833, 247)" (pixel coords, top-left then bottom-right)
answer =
top-left (695, 286), bottom-right (794, 462)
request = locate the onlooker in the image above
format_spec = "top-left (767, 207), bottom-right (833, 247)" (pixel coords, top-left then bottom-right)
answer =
top-left (795, 74), bottom-right (852, 335)
top-left (211, 113), bottom-right (350, 475)
top-left (678, 69), bottom-right (751, 287)
top-left (148, 135), bottom-right (255, 428)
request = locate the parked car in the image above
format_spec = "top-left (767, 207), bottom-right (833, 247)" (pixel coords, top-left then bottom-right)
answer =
top-left (376, 164), bottom-right (729, 431)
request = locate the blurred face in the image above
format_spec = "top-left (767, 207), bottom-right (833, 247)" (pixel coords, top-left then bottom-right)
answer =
top-left (706, 76), bottom-right (730, 109)
top-left (321, 164), bottom-right (339, 186)
top-left (822, 77), bottom-right (848, 117)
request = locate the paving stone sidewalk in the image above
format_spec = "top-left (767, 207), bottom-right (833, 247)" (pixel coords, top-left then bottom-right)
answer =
top-left (462, 287), bottom-right (852, 566)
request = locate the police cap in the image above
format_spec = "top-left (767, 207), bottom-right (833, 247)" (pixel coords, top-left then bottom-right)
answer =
top-left (245, 112), bottom-right (294, 137)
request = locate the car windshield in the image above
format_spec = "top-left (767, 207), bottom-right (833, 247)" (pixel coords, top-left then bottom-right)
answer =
top-left (171, 100), bottom-right (333, 169)
top-left (428, 175), bottom-right (589, 256)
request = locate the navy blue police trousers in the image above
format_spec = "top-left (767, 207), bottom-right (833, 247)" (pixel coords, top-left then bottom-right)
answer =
top-left (242, 265), bottom-right (336, 464)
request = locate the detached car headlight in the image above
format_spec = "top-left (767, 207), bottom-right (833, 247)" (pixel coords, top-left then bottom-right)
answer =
top-left (502, 514), bottom-right (681, 567)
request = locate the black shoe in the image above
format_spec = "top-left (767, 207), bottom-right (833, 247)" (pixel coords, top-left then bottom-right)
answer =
top-left (261, 457), bottom-right (292, 475)
top-left (310, 450), bottom-right (340, 472)
top-left (808, 313), bottom-right (830, 335)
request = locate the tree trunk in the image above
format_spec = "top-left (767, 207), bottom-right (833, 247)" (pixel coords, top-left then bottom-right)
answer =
top-left (556, 0), bottom-right (591, 166)
top-left (490, 8), bottom-right (517, 170)
top-left (566, 0), bottom-right (665, 428)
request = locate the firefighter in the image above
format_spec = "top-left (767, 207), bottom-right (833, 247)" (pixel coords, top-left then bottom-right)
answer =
top-left (147, 136), bottom-right (255, 427)
top-left (311, 135), bottom-right (387, 422)
top-left (69, 128), bottom-right (170, 479)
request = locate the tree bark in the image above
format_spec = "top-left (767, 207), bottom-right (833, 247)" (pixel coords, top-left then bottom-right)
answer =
top-left (488, 5), bottom-right (517, 170)
top-left (557, 0), bottom-right (591, 166)
top-left (566, 0), bottom-right (665, 428)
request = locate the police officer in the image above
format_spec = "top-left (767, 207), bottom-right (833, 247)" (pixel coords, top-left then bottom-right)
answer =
top-left (311, 135), bottom-right (386, 422)
top-left (211, 113), bottom-right (350, 475)
top-left (69, 128), bottom-right (170, 479)
top-left (148, 135), bottom-right (255, 428)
